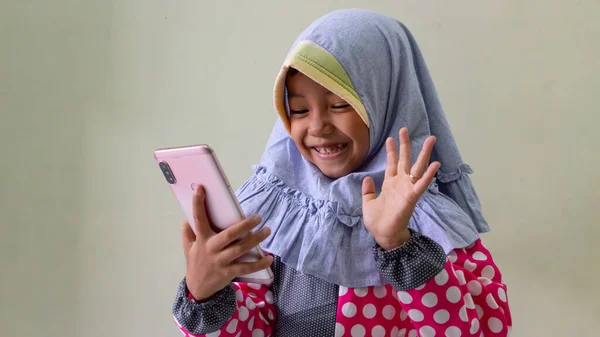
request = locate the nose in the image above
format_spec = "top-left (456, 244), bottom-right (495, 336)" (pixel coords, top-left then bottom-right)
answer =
top-left (308, 109), bottom-right (333, 136)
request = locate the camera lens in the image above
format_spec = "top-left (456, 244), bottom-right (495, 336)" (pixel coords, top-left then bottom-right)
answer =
top-left (159, 161), bottom-right (176, 184)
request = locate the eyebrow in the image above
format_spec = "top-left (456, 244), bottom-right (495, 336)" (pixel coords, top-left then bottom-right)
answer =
top-left (287, 91), bottom-right (335, 99)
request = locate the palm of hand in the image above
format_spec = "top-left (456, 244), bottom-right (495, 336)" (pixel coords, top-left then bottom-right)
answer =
top-left (362, 128), bottom-right (440, 250)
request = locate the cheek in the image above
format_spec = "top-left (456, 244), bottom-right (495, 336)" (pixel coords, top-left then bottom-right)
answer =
top-left (352, 125), bottom-right (370, 157)
top-left (290, 124), bottom-right (308, 151)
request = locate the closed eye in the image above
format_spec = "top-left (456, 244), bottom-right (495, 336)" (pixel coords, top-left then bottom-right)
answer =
top-left (290, 109), bottom-right (309, 114)
top-left (332, 104), bottom-right (350, 110)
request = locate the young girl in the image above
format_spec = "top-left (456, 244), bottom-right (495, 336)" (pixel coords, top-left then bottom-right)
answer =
top-left (172, 9), bottom-right (512, 337)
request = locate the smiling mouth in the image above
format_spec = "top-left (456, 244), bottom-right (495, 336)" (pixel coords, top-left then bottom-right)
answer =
top-left (312, 143), bottom-right (349, 158)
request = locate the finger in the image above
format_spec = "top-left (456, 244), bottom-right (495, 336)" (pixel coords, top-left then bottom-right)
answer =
top-left (228, 255), bottom-right (274, 278)
top-left (209, 215), bottom-right (262, 252)
top-left (414, 161), bottom-right (441, 195)
top-left (411, 135), bottom-right (437, 179)
top-left (219, 227), bottom-right (271, 263)
top-left (192, 186), bottom-right (213, 240)
top-left (362, 176), bottom-right (376, 203)
top-left (398, 128), bottom-right (411, 174)
top-left (181, 221), bottom-right (195, 257)
top-left (385, 137), bottom-right (398, 178)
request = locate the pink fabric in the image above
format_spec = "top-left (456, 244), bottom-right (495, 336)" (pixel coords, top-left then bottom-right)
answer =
top-left (176, 282), bottom-right (276, 337)
top-left (175, 239), bottom-right (511, 337)
top-left (334, 239), bottom-right (511, 336)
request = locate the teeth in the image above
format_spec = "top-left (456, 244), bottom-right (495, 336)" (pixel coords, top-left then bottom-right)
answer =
top-left (316, 144), bottom-right (345, 154)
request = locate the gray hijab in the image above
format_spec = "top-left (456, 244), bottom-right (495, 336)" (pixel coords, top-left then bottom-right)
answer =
top-left (236, 9), bottom-right (490, 288)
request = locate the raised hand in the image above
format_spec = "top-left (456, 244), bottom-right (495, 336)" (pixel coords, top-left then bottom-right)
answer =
top-left (362, 128), bottom-right (440, 250)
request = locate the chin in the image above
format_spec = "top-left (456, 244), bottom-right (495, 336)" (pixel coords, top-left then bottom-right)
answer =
top-left (318, 166), bottom-right (349, 179)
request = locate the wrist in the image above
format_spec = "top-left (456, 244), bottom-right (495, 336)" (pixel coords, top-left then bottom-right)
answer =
top-left (377, 229), bottom-right (411, 251)
top-left (185, 279), bottom-right (214, 303)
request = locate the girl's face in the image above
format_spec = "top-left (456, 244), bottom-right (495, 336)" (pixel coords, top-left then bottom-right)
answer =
top-left (286, 71), bottom-right (369, 178)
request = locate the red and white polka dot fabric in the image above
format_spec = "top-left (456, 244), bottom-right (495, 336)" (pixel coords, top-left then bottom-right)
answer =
top-left (175, 239), bottom-right (511, 337)
top-left (335, 239), bottom-right (511, 336)
top-left (176, 282), bottom-right (277, 337)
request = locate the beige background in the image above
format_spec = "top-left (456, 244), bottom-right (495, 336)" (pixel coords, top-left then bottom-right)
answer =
top-left (1, 1), bottom-right (598, 336)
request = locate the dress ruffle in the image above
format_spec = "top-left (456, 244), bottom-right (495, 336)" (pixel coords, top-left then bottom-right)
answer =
top-left (235, 165), bottom-right (488, 288)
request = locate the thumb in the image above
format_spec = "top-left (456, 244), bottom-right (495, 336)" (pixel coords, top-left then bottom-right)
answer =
top-left (362, 176), bottom-right (376, 204)
top-left (181, 221), bottom-right (196, 257)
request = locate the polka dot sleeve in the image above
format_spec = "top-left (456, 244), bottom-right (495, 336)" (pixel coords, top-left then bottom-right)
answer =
top-left (395, 240), bottom-right (513, 336)
top-left (374, 229), bottom-right (447, 291)
top-left (173, 278), bottom-right (276, 337)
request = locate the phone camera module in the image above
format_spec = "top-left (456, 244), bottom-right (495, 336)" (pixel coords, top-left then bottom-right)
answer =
top-left (159, 161), bottom-right (176, 184)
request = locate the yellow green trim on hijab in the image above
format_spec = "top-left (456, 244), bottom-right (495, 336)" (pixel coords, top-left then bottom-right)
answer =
top-left (273, 40), bottom-right (369, 131)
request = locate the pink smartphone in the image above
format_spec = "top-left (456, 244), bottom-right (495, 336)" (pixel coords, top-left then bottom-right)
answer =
top-left (154, 144), bottom-right (274, 285)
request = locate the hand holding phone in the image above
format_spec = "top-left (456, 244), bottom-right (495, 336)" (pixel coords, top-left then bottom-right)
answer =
top-left (182, 186), bottom-right (273, 301)
top-left (154, 144), bottom-right (274, 301)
